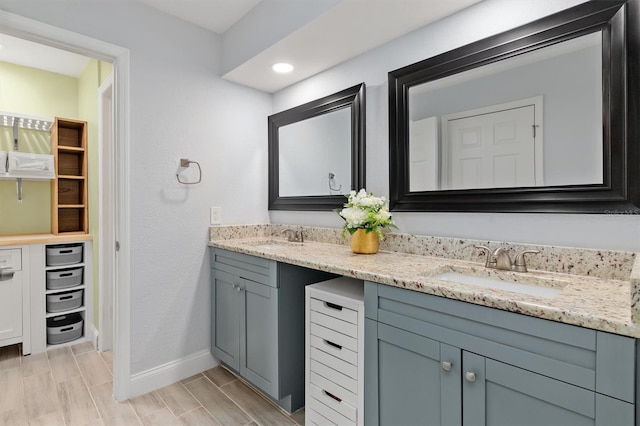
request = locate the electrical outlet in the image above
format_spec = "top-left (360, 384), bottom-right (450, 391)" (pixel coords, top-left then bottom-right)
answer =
top-left (210, 207), bottom-right (222, 225)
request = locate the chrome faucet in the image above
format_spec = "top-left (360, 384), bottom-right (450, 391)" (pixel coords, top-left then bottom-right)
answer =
top-left (282, 228), bottom-right (304, 243)
top-left (475, 245), bottom-right (539, 273)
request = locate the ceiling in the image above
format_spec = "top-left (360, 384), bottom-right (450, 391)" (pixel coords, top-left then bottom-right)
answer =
top-left (0, 0), bottom-right (481, 93)
top-left (136, 0), bottom-right (261, 34)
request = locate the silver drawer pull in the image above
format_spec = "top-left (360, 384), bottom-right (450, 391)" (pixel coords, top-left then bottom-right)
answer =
top-left (465, 371), bottom-right (476, 383)
top-left (324, 302), bottom-right (343, 311)
top-left (323, 390), bottom-right (342, 403)
top-left (324, 339), bottom-right (342, 350)
top-left (441, 361), bottom-right (452, 372)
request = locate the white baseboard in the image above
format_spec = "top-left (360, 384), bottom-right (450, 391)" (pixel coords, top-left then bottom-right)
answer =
top-left (129, 350), bottom-right (218, 398)
top-left (90, 324), bottom-right (99, 350)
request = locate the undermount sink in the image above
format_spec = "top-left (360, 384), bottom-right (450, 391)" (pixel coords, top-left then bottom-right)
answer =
top-left (255, 243), bottom-right (290, 250)
top-left (243, 239), bottom-right (303, 250)
top-left (431, 265), bottom-right (569, 299)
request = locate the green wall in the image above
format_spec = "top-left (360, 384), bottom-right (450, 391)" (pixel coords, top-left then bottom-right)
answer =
top-left (0, 61), bottom-right (78, 234)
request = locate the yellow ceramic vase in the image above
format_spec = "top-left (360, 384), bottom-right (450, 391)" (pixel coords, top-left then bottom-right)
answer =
top-left (350, 229), bottom-right (380, 254)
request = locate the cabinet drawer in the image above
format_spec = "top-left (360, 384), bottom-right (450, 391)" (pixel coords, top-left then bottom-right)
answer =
top-left (306, 407), bottom-right (338, 426)
top-left (211, 248), bottom-right (276, 287)
top-left (310, 346), bottom-right (357, 379)
top-left (309, 384), bottom-right (357, 423)
top-left (311, 359), bottom-right (357, 394)
top-left (310, 323), bottom-right (357, 352)
top-left (310, 334), bottom-right (358, 365)
top-left (0, 249), bottom-right (21, 271)
top-left (310, 297), bottom-right (358, 324)
top-left (310, 370), bottom-right (358, 407)
top-left (310, 310), bottom-right (357, 338)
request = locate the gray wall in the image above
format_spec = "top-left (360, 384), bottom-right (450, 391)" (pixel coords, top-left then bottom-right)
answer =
top-left (270, 0), bottom-right (640, 252)
top-left (0, 0), bottom-right (272, 375)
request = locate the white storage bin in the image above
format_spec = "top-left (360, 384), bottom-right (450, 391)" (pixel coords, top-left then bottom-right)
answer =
top-left (46, 244), bottom-right (83, 266)
top-left (47, 313), bottom-right (83, 345)
top-left (0, 151), bottom-right (7, 173)
top-left (46, 289), bottom-right (83, 313)
top-left (7, 152), bottom-right (55, 180)
top-left (46, 267), bottom-right (83, 290)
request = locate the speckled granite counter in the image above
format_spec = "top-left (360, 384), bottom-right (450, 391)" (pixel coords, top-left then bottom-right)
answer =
top-left (210, 225), bottom-right (640, 338)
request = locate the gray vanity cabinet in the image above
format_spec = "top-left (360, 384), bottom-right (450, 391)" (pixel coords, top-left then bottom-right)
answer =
top-left (365, 282), bottom-right (636, 426)
top-left (210, 247), bottom-right (335, 413)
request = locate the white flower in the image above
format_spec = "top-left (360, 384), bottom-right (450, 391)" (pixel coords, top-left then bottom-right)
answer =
top-left (338, 188), bottom-right (396, 240)
top-left (376, 208), bottom-right (391, 221)
top-left (339, 207), bottom-right (369, 227)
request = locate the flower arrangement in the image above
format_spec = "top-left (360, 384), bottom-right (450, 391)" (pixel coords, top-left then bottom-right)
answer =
top-left (338, 189), bottom-right (395, 241)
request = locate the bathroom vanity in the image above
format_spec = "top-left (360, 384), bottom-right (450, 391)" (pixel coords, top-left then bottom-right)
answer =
top-left (209, 225), bottom-right (640, 425)
top-left (364, 282), bottom-right (634, 425)
top-left (210, 247), bottom-right (335, 413)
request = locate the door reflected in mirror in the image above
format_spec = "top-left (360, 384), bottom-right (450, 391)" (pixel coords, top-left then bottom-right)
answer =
top-left (408, 32), bottom-right (603, 192)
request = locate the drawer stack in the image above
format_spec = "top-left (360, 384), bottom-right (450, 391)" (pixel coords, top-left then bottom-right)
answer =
top-left (45, 243), bottom-right (87, 346)
top-left (305, 277), bottom-right (364, 426)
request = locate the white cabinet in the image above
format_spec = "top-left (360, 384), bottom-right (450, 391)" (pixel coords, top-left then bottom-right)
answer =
top-left (0, 247), bottom-right (31, 354)
top-left (305, 277), bottom-right (364, 426)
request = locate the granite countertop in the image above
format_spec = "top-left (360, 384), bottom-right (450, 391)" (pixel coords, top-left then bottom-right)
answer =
top-left (210, 236), bottom-right (640, 338)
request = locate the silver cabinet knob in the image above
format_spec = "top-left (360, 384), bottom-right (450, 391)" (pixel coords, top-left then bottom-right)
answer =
top-left (465, 371), bottom-right (476, 383)
top-left (441, 361), bottom-right (452, 372)
top-left (236, 286), bottom-right (242, 293)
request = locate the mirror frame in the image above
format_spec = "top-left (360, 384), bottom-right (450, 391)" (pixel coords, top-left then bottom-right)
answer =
top-left (389, 0), bottom-right (639, 213)
top-left (268, 83), bottom-right (366, 210)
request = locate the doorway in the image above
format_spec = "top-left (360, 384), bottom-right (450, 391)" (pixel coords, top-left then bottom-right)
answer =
top-left (0, 10), bottom-right (132, 401)
top-left (441, 96), bottom-right (544, 190)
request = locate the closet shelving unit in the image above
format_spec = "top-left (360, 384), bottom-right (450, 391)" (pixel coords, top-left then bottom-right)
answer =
top-left (51, 118), bottom-right (88, 234)
top-left (0, 112), bottom-right (55, 201)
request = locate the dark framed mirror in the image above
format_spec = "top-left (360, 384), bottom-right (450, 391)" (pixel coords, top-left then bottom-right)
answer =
top-left (389, 0), bottom-right (639, 213)
top-left (269, 83), bottom-right (365, 210)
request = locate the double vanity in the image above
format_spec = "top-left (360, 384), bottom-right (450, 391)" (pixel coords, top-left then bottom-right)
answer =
top-left (209, 224), bottom-right (640, 425)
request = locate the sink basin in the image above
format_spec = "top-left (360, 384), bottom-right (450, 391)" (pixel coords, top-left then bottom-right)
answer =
top-left (242, 239), bottom-right (302, 250)
top-left (255, 243), bottom-right (290, 250)
top-left (431, 266), bottom-right (569, 299)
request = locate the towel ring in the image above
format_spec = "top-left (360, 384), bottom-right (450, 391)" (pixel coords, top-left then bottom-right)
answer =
top-left (176, 158), bottom-right (202, 185)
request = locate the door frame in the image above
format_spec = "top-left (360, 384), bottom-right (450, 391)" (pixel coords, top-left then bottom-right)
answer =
top-left (0, 10), bottom-right (132, 401)
top-left (440, 96), bottom-right (544, 189)
top-left (98, 73), bottom-right (114, 352)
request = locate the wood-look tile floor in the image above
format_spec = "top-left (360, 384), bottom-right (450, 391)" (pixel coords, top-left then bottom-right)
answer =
top-left (0, 343), bottom-right (305, 426)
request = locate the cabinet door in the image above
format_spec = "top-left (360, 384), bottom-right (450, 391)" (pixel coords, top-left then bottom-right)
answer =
top-left (211, 269), bottom-right (240, 371)
top-left (462, 352), bottom-right (634, 426)
top-left (0, 270), bottom-right (22, 343)
top-left (240, 277), bottom-right (279, 399)
top-left (365, 320), bottom-right (461, 426)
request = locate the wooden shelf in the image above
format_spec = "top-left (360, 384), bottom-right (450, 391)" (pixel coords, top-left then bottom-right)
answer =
top-left (51, 118), bottom-right (88, 235)
top-left (57, 146), bottom-right (84, 153)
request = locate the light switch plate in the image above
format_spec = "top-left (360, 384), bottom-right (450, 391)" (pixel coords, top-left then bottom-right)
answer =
top-left (210, 207), bottom-right (222, 225)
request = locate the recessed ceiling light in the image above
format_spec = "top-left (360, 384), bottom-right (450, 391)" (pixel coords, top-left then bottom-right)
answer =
top-left (272, 62), bottom-right (294, 74)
